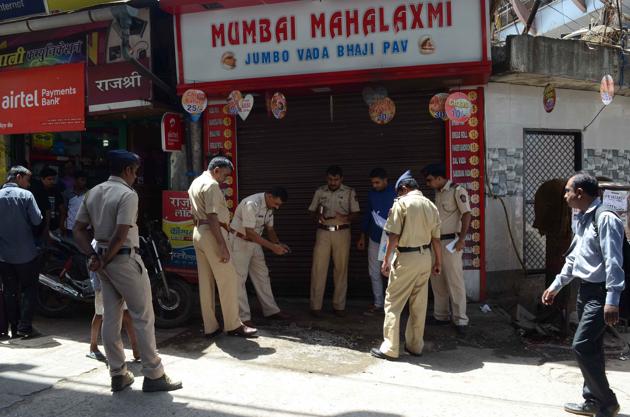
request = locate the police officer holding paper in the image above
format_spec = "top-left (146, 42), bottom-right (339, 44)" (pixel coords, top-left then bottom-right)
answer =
top-left (371, 170), bottom-right (442, 360)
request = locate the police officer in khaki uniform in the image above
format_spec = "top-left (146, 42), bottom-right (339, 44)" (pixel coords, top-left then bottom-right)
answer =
top-left (73, 150), bottom-right (182, 393)
top-left (229, 187), bottom-right (291, 326)
top-left (308, 165), bottom-right (360, 317)
top-left (188, 156), bottom-right (257, 338)
top-left (371, 171), bottom-right (441, 360)
top-left (423, 163), bottom-right (472, 334)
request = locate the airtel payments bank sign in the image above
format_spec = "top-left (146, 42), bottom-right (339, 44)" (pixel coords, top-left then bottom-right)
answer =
top-left (0, 63), bottom-right (85, 134)
top-left (178, 0), bottom-right (486, 85)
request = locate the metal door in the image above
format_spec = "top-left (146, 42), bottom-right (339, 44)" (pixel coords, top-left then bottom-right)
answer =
top-left (523, 130), bottom-right (581, 271)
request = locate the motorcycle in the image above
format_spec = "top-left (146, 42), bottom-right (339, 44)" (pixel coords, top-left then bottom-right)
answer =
top-left (37, 233), bottom-right (93, 318)
top-left (37, 223), bottom-right (195, 329)
top-left (140, 220), bottom-right (194, 329)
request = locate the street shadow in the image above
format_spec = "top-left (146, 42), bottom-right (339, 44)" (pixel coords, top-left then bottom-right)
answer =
top-left (0, 370), bottom-right (403, 417)
top-left (0, 335), bottom-right (62, 350)
top-left (214, 336), bottom-right (276, 361)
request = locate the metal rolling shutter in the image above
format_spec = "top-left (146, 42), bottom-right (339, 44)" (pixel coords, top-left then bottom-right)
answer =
top-left (236, 91), bottom-right (444, 298)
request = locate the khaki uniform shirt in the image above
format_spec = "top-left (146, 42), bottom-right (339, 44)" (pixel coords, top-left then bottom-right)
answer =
top-left (384, 190), bottom-right (440, 247)
top-left (75, 176), bottom-right (139, 248)
top-left (436, 180), bottom-right (471, 235)
top-left (308, 184), bottom-right (360, 226)
top-left (188, 171), bottom-right (230, 225)
top-left (230, 192), bottom-right (273, 236)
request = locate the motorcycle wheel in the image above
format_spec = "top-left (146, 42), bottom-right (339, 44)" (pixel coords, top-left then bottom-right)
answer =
top-left (37, 266), bottom-right (75, 318)
top-left (153, 277), bottom-right (193, 329)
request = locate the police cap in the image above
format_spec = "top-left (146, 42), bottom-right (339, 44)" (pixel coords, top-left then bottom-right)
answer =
top-left (107, 150), bottom-right (140, 164)
top-left (395, 170), bottom-right (413, 190)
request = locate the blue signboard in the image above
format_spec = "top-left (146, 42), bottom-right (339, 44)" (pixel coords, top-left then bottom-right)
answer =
top-left (0, 0), bottom-right (47, 21)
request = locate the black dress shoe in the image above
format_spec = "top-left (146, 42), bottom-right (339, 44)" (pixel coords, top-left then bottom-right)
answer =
top-left (370, 348), bottom-right (397, 361)
top-left (564, 401), bottom-right (600, 416)
top-left (111, 372), bottom-right (135, 392)
top-left (17, 329), bottom-right (43, 339)
top-left (204, 328), bottom-right (222, 339)
top-left (142, 374), bottom-right (182, 393)
top-left (333, 309), bottom-right (346, 318)
top-left (454, 325), bottom-right (467, 336)
top-left (227, 325), bottom-right (258, 338)
top-left (595, 403), bottom-right (620, 417)
top-left (426, 317), bottom-right (450, 326)
top-left (404, 347), bottom-right (423, 357)
top-left (310, 309), bottom-right (323, 318)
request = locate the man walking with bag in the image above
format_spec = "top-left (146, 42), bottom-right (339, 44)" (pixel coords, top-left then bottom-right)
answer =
top-left (542, 173), bottom-right (624, 417)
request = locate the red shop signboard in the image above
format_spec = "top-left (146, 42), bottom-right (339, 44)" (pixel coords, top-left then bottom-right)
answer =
top-left (0, 63), bottom-right (85, 134)
top-left (446, 87), bottom-right (485, 295)
top-left (203, 104), bottom-right (238, 212)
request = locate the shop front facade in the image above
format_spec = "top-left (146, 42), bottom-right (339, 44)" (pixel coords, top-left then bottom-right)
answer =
top-left (0, 4), bottom-right (179, 221)
top-left (162, 0), bottom-right (492, 300)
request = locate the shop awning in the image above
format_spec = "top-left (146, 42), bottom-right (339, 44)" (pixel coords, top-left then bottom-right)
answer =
top-left (0, 2), bottom-right (134, 37)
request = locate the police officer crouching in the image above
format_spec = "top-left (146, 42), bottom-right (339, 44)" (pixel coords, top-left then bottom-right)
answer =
top-left (371, 171), bottom-right (442, 360)
top-left (73, 150), bottom-right (182, 393)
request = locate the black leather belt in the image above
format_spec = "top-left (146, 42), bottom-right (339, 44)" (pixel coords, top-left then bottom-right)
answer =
top-left (97, 247), bottom-right (136, 256)
top-left (441, 233), bottom-right (457, 240)
top-left (398, 245), bottom-right (431, 253)
top-left (318, 224), bottom-right (350, 232)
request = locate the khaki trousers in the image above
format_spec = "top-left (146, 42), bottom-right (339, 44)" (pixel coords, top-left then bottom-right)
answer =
top-left (230, 235), bottom-right (281, 321)
top-left (379, 250), bottom-right (431, 358)
top-left (99, 254), bottom-right (164, 379)
top-left (193, 225), bottom-right (242, 334)
top-left (430, 241), bottom-right (469, 325)
top-left (310, 228), bottom-right (351, 311)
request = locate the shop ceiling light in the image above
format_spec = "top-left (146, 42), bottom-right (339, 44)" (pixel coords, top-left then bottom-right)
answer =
top-left (312, 87), bottom-right (332, 93)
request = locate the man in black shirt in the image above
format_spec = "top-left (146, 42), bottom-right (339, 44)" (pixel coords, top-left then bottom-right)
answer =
top-left (32, 167), bottom-right (66, 239)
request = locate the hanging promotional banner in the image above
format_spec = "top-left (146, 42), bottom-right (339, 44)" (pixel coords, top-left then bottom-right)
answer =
top-left (178, 1), bottom-right (485, 85)
top-left (600, 74), bottom-right (614, 105)
top-left (445, 92), bottom-right (472, 123)
top-left (161, 113), bottom-right (184, 152)
top-left (181, 89), bottom-right (207, 121)
top-left (227, 90), bottom-right (242, 115)
top-left (238, 94), bottom-right (254, 120)
top-left (369, 97), bottom-right (396, 125)
top-left (270, 92), bottom-right (287, 119)
top-left (0, 0), bottom-right (46, 20)
top-left (543, 83), bottom-right (556, 113)
top-left (0, 63), bottom-right (85, 135)
top-left (429, 93), bottom-right (449, 120)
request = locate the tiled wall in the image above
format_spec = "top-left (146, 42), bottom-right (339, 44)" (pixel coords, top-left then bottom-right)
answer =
top-left (486, 147), bottom-right (524, 197)
top-left (485, 147), bottom-right (630, 197)
top-left (583, 149), bottom-right (630, 183)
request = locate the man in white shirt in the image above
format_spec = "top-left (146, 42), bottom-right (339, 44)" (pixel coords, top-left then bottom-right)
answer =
top-left (230, 187), bottom-right (291, 326)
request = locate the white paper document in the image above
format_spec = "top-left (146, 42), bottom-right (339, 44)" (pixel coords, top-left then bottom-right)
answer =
top-left (371, 211), bottom-right (387, 229)
top-left (446, 239), bottom-right (458, 254)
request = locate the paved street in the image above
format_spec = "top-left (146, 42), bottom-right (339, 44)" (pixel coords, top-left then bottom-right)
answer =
top-left (1, 301), bottom-right (629, 417)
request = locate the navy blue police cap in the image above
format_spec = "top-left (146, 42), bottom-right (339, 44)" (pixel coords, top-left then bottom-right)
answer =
top-left (395, 169), bottom-right (413, 190)
top-left (107, 150), bottom-right (140, 164)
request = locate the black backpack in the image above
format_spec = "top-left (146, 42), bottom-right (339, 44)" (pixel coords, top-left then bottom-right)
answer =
top-left (592, 205), bottom-right (630, 319)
